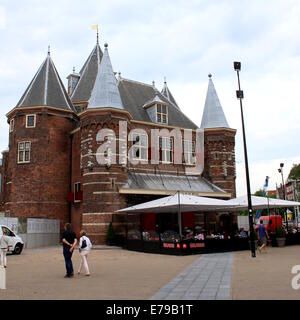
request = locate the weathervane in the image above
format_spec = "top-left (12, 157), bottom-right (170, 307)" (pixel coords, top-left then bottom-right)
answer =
top-left (91, 24), bottom-right (99, 44)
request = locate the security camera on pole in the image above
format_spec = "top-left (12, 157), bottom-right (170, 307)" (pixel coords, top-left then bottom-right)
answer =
top-left (233, 61), bottom-right (256, 258)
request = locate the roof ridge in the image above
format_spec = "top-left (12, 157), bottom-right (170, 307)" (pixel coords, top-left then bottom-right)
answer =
top-left (119, 77), bottom-right (154, 88)
top-left (44, 56), bottom-right (50, 105)
top-left (17, 58), bottom-right (46, 107)
top-left (71, 45), bottom-right (98, 99)
top-left (50, 58), bottom-right (73, 110)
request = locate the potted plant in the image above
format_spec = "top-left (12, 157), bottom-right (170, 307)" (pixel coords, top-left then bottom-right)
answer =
top-left (276, 225), bottom-right (286, 247)
top-left (106, 221), bottom-right (116, 246)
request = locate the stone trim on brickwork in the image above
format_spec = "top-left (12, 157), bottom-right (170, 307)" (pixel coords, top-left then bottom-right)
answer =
top-left (83, 212), bottom-right (116, 215)
top-left (118, 188), bottom-right (231, 198)
top-left (83, 172), bottom-right (119, 176)
top-left (6, 105), bottom-right (75, 118)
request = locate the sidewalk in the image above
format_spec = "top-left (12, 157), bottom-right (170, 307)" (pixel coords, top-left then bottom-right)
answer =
top-left (150, 252), bottom-right (233, 300)
top-left (231, 245), bottom-right (300, 299)
top-left (151, 245), bottom-right (300, 300)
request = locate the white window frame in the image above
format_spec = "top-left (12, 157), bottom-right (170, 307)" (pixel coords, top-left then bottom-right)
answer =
top-left (74, 182), bottom-right (82, 203)
top-left (26, 114), bottom-right (36, 128)
top-left (9, 118), bottom-right (14, 133)
top-left (156, 104), bottom-right (168, 124)
top-left (132, 133), bottom-right (148, 161)
top-left (17, 141), bottom-right (31, 164)
top-left (183, 140), bottom-right (195, 165)
top-left (159, 136), bottom-right (173, 164)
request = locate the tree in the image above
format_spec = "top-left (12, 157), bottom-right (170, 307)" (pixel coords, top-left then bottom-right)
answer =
top-left (288, 164), bottom-right (300, 180)
top-left (106, 221), bottom-right (116, 245)
top-left (254, 189), bottom-right (265, 197)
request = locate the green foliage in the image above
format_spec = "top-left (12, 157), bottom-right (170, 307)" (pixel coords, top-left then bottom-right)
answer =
top-left (288, 164), bottom-right (300, 180)
top-left (248, 229), bottom-right (258, 240)
top-left (254, 189), bottom-right (265, 197)
top-left (106, 221), bottom-right (115, 243)
top-left (239, 210), bottom-right (248, 216)
top-left (253, 229), bottom-right (258, 240)
top-left (276, 225), bottom-right (285, 238)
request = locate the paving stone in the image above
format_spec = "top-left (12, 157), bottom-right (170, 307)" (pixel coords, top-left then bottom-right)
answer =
top-left (149, 252), bottom-right (234, 301)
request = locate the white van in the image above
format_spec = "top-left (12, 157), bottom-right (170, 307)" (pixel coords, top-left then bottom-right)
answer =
top-left (0, 225), bottom-right (24, 254)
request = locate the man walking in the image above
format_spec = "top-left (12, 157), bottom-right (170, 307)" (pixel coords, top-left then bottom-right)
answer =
top-left (0, 228), bottom-right (9, 268)
top-left (258, 220), bottom-right (269, 253)
top-left (62, 223), bottom-right (77, 278)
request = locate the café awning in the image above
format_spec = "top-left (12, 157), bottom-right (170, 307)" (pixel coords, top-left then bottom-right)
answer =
top-left (118, 193), bottom-right (236, 213)
top-left (226, 195), bottom-right (300, 211)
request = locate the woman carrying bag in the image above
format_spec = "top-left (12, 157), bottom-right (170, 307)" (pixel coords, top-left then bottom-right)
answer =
top-left (78, 230), bottom-right (92, 276)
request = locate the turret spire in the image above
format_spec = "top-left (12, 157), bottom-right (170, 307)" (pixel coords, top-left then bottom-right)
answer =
top-left (200, 74), bottom-right (229, 129)
top-left (16, 52), bottom-right (73, 110)
top-left (161, 78), bottom-right (180, 110)
top-left (88, 42), bottom-right (123, 109)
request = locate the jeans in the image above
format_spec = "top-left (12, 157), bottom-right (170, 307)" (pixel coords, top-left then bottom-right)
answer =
top-left (63, 246), bottom-right (73, 276)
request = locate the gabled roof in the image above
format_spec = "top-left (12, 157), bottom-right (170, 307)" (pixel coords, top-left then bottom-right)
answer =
top-left (16, 52), bottom-right (73, 110)
top-left (88, 43), bottom-right (123, 109)
top-left (71, 44), bottom-right (103, 102)
top-left (200, 75), bottom-right (229, 129)
top-left (161, 80), bottom-right (180, 110)
top-left (118, 78), bottom-right (198, 129)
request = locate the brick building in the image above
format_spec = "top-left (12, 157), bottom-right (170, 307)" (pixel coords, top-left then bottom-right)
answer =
top-left (0, 40), bottom-right (236, 243)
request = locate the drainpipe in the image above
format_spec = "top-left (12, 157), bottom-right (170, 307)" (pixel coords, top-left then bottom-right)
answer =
top-left (68, 134), bottom-right (73, 223)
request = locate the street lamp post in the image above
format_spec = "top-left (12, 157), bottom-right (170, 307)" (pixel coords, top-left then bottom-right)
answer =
top-left (278, 163), bottom-right (289, 231)
top-left (234, 61), bottom-right (256, 258)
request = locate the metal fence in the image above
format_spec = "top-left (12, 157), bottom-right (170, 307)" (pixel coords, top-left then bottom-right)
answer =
top-left (0, 217), bottom-right (60, 249)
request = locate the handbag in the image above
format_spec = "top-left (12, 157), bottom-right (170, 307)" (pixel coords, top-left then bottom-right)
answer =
top-left (81, 238), bottom-right (87, 249)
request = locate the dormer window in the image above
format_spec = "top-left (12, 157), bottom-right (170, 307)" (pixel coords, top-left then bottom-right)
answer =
top-left (26, 114), bottom-right (36, 128)
top-left (156, 104), bottom-right (168, 124)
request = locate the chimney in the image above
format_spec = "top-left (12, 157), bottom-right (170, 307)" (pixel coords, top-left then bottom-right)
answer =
top-left (66, 67), bottom-right (80, 96)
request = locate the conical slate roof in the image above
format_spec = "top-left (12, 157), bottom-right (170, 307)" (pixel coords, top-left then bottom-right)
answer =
top-left (17, 52), bottom-right (73, 110)
top-left (161, 80), bottom-right (180, 110)
top-left (71, 44), bottom-right (103, 102)
top-left (88, 43), bottom-right (123, 109)
top-left (200, 75), bottom-right (229, 129)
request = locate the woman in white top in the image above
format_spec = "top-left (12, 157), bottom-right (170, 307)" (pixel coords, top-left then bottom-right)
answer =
top-left (0, 228), bottom-right (10, 268)
top-left (78, 230), bottom-right (92, 276)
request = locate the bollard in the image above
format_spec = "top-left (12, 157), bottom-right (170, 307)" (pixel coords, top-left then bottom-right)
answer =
top-left (0, 266), bottom-right (6, 289)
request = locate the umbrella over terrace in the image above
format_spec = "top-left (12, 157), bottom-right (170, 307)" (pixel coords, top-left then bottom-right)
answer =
top-left (118, 192), bottom-right (236, 213)
top-left (226, 195), bottom-right (300, 211)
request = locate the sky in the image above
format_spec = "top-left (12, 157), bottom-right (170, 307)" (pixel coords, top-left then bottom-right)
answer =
top-left (0, 0), bottom-right (299, 196)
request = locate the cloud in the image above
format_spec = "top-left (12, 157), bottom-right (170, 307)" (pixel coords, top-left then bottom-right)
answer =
top-left (0, 5), bottom-right (6, 30)
top-left (236, 155), bottom-right (300, 196)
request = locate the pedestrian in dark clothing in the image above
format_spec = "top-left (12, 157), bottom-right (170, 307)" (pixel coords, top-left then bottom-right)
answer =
top-left (62, 223), bottom-right (77, 278)
top-left (258, 220), bottom-right (269, 253)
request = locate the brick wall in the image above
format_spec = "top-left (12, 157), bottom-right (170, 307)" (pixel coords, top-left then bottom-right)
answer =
top-left (5, 108), bottom-right (77, 231)
top-left (203, 128), bottom-right (236, 198)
